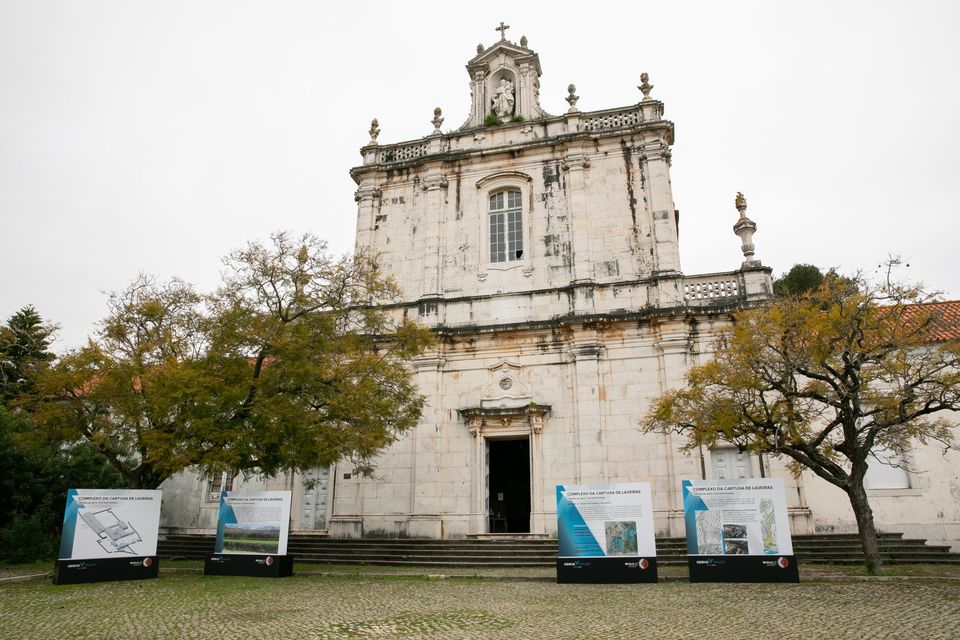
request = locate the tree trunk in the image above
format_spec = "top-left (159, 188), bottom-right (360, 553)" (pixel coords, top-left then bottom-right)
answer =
top-left (846, 478), bottom-right (884, 574)
top-left (135, 462), bottom-right (166, 490)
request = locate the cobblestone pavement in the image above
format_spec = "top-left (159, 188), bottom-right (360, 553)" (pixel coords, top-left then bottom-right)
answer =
top-left (2, 571), bottom-right (959, 640)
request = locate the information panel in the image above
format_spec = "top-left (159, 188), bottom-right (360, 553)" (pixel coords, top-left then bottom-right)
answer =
top-left (556, 483), bottom-right (658, 583)
top-left (54, 488), bottom-right (162, 584)
top-left (205, 490), bottom-right (293, 577)
top-left (683, 478), bottom-right (799, 582)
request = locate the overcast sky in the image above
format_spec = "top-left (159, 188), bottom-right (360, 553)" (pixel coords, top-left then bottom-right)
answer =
top-left (2, 1), bottom-right (958, 350)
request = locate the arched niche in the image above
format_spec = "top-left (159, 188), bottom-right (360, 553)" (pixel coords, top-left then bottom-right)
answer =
top-left (488, 68), bottom-right (518, 119)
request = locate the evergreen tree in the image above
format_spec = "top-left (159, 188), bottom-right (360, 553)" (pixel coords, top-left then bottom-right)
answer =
top-left (0, 305), bottom-right (57, 402)
top-left (772, 264), bottom-right (825, 297)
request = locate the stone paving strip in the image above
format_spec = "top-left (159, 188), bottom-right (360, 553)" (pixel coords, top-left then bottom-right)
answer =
top-left (0, 573), bottom-right (48, 584)
top-left (1, 568), bottom-right (959, 639)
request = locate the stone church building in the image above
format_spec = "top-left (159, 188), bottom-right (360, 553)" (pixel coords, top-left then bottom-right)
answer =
top-left (161, 29), bottom-right (959, 550)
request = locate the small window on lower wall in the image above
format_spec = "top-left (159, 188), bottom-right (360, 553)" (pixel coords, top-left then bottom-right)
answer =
top-left (206, 470), bottom-right (236, 501)
top-left (865, 447), bottom-right (911, 489)
top-left (711, 447), bottom-right (753, 480)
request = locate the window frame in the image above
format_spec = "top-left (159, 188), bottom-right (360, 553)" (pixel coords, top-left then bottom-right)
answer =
top-left (488, 189), bottom-right (524, 264)
top-left (206, 470), bottom-right (236, 502)
top-left (476, 172), bottom-right (533, 273)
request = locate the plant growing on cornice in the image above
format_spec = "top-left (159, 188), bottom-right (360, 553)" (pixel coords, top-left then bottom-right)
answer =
top-left (483, 113), bottom-right (503, 127)
top-left (510, 114), bottom-right (525, 123)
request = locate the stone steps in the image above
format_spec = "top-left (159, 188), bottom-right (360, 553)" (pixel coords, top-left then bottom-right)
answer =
top-left (158, 532), bottom-right (960, 566)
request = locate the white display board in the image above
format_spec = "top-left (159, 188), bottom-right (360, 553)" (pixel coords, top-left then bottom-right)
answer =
top-left (58, 489), bottom-right (163, 560)
top-left (682, 478), bottom-right (793, 556)
top-left (214, 491), bottom-right (292, 556)
top-left (556, 483), bottom-right (657, 558)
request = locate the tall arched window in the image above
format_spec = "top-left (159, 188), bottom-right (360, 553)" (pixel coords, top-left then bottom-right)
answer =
top-left (489, 190), bottom-right (523, 263)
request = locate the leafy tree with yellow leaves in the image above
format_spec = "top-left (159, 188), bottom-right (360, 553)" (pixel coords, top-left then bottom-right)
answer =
top-left (30, 232), bottom-right (433, 491)
top-left (643, 273), bottom-right (960, 574)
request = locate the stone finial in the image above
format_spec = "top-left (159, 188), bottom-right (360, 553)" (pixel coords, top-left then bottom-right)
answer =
top-left (638, 72), bottom-right (653, 101)
top-left (732, 192), bottom-right (760, 268)
top-left (495, 21), bottom-right (510, 41)
top-left (477, 43), bottom-right (484, 55)
top-left (565, 84), bottom-right (579, 113)
top-left (520, 35), bottom-right (528, 48)
top-left (368, 118), bottom-right (380, 145)
top-left (735, 192), bottom-right (747, 216)
top-left (431, 107), bottom-right (444, 133)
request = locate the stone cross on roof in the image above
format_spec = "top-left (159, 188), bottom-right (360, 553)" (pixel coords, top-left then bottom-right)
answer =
top-left (495, 22), bottom-right (510, 41)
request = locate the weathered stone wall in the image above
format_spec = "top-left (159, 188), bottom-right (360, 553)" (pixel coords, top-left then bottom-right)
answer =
top-left (352, 112), bottom-right (680, 319)
top-left (328, 311), bottom-right (809, 539)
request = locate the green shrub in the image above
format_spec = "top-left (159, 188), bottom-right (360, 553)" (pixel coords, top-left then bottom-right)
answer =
top-left (0, 511), bottom-right (58, 564)
top-left (0, 408), bottom-right (130, 563)
top-left (483, 113), bottom-right (503, 127)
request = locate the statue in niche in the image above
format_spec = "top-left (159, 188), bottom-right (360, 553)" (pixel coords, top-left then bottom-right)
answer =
top-left (491, 78), bottom-right (515, 118)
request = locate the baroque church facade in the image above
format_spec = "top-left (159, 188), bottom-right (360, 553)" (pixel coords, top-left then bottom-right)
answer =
top-left (160, 29), bottom-right (959, 550)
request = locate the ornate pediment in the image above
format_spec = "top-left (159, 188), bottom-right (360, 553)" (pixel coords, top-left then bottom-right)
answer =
top-left (481, 360), bottom-right (532, 408)
top-left (467, 41), bottom-right (542, 77)
top-left (461, 26), bottom-right (549, 129)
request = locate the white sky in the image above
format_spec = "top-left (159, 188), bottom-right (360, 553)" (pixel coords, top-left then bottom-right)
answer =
top-left (2, 1), bottom-right (958, 350)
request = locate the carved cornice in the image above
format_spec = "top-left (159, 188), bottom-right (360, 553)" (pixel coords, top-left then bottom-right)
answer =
top-left (571, 340), bottom-right (602, 360)
top-left (468, 63), bottom-right (489, 79)
top-left (354, 186), bottom-right (382, 202)
top-left (561, 154), bottom-right (591, 171)
top-left (413, 356), bottom-right (446, 371)
top-left (420, 176), bottom-right (449, 191)
top-left (349, 108), bottom-right (674, 183)
top-left (459, 403), bottom-right (551, 435)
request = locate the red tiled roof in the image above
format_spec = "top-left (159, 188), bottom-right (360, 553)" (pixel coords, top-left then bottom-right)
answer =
top-left (904, 300), bottom-right (960, 343)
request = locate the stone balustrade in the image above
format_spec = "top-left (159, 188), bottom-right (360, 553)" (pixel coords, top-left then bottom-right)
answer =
top-left (682, 273), bottom-right (744, 305)
top-left (579, 109), bottom-right (642, 131)
top-left (378, 141), bottom-right (429, 163)
top-left (361, 102), bottom-right (666, 167)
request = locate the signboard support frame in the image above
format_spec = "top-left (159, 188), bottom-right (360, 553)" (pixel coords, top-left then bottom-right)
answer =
top-left (203, 553), bottom-right (294, 578)
top-left (53, 556), bottom-right (159, 585)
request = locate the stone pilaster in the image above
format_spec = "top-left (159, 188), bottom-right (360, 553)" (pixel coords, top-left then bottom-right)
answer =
top-left (419, 174), bottom-right (448, 298)
top-left (412, 355), bottom-right (445, 515)
top-left (570, 333), bottom-right (606, 483)
top-left (466, 65), bottom-right (488, 128)
top-left (563, 149), bottom-right (594, 287)
top-left (353, 183), bottom-right (382, 255)
top-left (638, 140), bottom-right (682, 275)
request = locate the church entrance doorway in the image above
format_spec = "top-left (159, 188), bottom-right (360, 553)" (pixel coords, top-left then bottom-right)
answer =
top-left (487, 438), bottom-right (530, 533)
